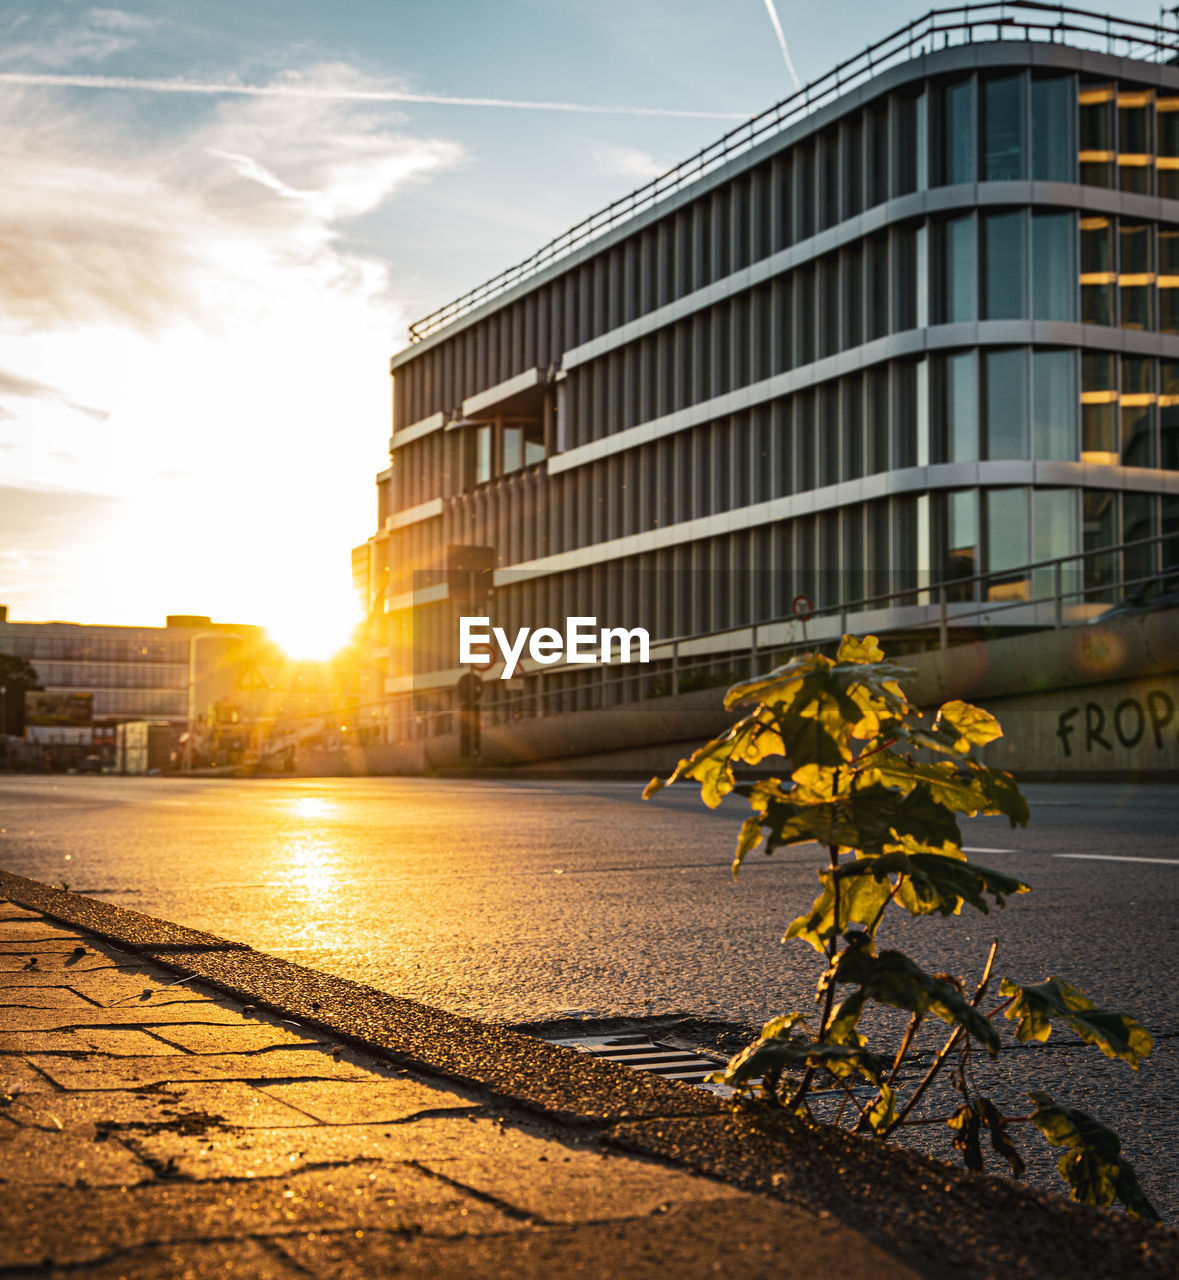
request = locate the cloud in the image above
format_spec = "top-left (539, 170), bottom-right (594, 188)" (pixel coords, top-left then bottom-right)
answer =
top-left (0, 68), bottom-right (749, 120)
top-left (0, 6), bottom-right (154, 72)
top-left (0, 367), bottom-right (108, 422)
top-left (590, 142), bottom-right (668, 182)
top-left (0, 65), bottom-right (466, 632)
top-left (0, 483), bottom-right (120, 620)
top-left (0, 70), bottom-right (462, 333)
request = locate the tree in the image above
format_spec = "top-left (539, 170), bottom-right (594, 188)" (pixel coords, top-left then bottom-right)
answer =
top-left (0, 654), bottom-right (42, 738)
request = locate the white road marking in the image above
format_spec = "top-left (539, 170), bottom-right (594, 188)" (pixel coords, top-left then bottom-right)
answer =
top-left (1054, 854), bottom-right (1179, 867)
top-left (962, 847), bottom-right (1017, 854)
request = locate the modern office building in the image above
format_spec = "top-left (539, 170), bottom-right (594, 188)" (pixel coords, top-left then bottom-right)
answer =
top-left (355, 4), bottom-right (1179, 730)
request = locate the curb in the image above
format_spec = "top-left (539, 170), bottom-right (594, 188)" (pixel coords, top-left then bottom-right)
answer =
top-left (3, 869), bottom-right (1178, 1280)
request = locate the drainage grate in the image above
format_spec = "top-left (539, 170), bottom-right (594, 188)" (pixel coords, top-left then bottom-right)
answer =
top-left (550, 1032), bottom-right (732, 1095)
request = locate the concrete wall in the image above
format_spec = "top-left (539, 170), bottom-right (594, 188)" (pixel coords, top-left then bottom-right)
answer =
top-left (297, 611), bottom-right (1179, 779)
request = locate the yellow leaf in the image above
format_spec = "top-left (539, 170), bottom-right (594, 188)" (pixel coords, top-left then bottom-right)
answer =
top-left (935, 700), bottom-right (1003, 752)
top-left (837, 634), bottom-right (884, 664)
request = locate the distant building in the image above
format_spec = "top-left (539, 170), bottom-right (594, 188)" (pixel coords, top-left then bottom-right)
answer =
top-left (355, 5), bottom-right (1179, 734)
top-left (0, 612), bottom-right (247, 761)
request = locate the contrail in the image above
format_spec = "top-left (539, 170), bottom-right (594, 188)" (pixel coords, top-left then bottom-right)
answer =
top-left (761, 0), bottom-right (803, 91)
top-left (0, 71), bottom-right (749, 120)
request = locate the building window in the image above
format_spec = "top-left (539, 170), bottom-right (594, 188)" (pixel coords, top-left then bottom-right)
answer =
top-left (1161, 227), bottom-right (1179, 333)
top-left (1079, 82), bottom-right (1114, 188)
top-left (1159, 95), bottom-right (1179, 198)
top-left (941, 489), bottom-right (978, 597)
top-left (1120, 223), bottom-right (1153, 330)
top-left (502, 425), bottom-right (522, 475)
top-left (1081, 352), bottom-right (1118, 465)
top-left (866, 102), bottom-right (889, 207)
top-left (982, 75), bottom-right (1026, 181)
top-left (1121, 356), bottom-right (1155, 468)
top-left (942, 214), bottom-right (977, 322)
top-left (940, 350), bottom-right (978, 463)
top-left (986, 487), bottom-right (1031, 598)
top-left (1031, 75), bottom-right (1074, 181)
top-left (893, 91), bottom-right (925, 195)
top-left (867, 366), bottom-right (889, 474)
top-left (1031, 349), bottom-right (1076, 461)
top-left (984, 348), bottom-right (1028, 459)
top-left (1032, 213), bottom-right (1075, 321)
top-left (983, 212), bottom-right (1026, 319)
top-left (1162, 361), bottom-right (1179, 470)
top-left (1083, 489), bottom-right (1118, 598)
top-left (1118, 89), bottom-right (1153, 195)
top-left (938, 78), bottom-right (974, 185)
top-left (1123, 491), bottom-right (1157, 584)
top-left (1033, 488), bottom-right (1078, 597)
top-left (867, 234), bottom-right (889, 340)
top-left (1080, 217), bottom-right (1115, 324)
top-left (475, 425), bottom-right (492, 485)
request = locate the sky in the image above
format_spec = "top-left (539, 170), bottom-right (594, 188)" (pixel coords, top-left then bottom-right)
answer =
top-left (0, 0), bottom-right (1170, 657)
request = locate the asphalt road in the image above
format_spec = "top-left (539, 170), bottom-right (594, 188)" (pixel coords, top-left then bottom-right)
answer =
top-left (1, 774), bottom-right (1177, 1217)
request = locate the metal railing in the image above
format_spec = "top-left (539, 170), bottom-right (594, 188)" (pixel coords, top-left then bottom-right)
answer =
top-left (374, 527), bottom-right (1179, 743)
top-left (406, 3), bottom-right (1179, 344)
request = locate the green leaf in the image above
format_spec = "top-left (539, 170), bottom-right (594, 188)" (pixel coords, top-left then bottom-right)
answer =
top-left (947, 1103), bottom-right (984, 1171)
top-left (859, 753), bottom-right (1028, 827)
top-left (835, 848), bottom-right (1029, 919)
top-left (784, 868), bottom-right (893, 953)
top-left (865, 1082), bottom-right (897, 1135)
top-left (831, 948), bottom-right (1000, 1054)
top-left (1000, 977), bottom-right (1153, 1068)
top-left (947, 1099), bottom-right (1026, 1176)
top-left (1028, 1093), bottom-right (1160, 1221)
top-left (977, 1097), bottom-right (1025, 1178)
top-left (933, 700), bottom-right (1004, 752)
top-left (715, 1035), bottom-right (887, 1091)
top-left (724, 654), bottom-right (832, 711)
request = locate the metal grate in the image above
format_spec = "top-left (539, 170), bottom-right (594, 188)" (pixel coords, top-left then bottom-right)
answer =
top-left (551, 1032), bottom-right (732, 1095)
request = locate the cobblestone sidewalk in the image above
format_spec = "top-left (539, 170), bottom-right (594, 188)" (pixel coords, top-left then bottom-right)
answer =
top-left (0, 896), bottom-right (919, 1279)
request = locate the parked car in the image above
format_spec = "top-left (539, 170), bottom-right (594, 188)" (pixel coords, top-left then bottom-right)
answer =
top-left (1090, 572), bottom-right (1179, 623)
top-left (75, 754), bottom-right (103, 774)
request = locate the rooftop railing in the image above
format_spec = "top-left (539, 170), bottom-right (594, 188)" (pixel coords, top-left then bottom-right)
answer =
top-left (406, 3), bottom-right (1179, 345)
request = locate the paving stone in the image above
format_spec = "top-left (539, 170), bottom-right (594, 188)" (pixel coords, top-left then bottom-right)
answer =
top-left (119, 1112), bottom-right (749, 1224)
top-left (0, 1027), bottom-right (184, 1056)
top-left (0, 963), bottom-right (152, 984)
top-left (1, 1058), bottom-right (57, 1094)
top-left (145, 1021), bottom-right (326, 1054)
top-left (0, 937), bottom-right (89, 954)
top-left (0, 986), bottom-right (101, 1009)
top-left (6, 1237), bottom-right (307, 1280)
top-left (4, 1080), bottom-right (317, 1131)
top-left (37, 971), bottom-right (217, 1006)
top-left (258, 1078), bottom-right (480, 1125)
top-left (0, 905), bottom-right (45, 922)
top-left (3, 1003), bottom-right (259, 1030)
top-left (29, 1047), bottom-right (380, 1091)
top-left (0, 1120), bottom-right (153, 1188)
top-left (0, 1164), bottom-right (511, 1267)
top-left (272, 1196), bottom-right (923, 1280)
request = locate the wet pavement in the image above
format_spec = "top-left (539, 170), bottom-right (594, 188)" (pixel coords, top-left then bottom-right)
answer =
top-left (0, 774), bottom-right (1176, 1217)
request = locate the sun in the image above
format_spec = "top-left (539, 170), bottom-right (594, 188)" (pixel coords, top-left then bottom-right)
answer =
top-left (266, 603), bottom-right (362, 663)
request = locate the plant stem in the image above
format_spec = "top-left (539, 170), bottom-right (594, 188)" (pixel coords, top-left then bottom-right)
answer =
top-left (787, 843), bottom-right (841, 1113)
top-left (986, 995), bottom-right (1016, 1020)
top-left (886, 1011), bottom-right (924, 1086)
top-left (885, 939), bottom-right (999, 1135)
top-left (866, 878), bottom-right (903, 936)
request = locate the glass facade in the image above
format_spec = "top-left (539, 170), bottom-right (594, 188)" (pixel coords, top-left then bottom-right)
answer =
top-left (373, 43), bottom-right (1179, 691)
